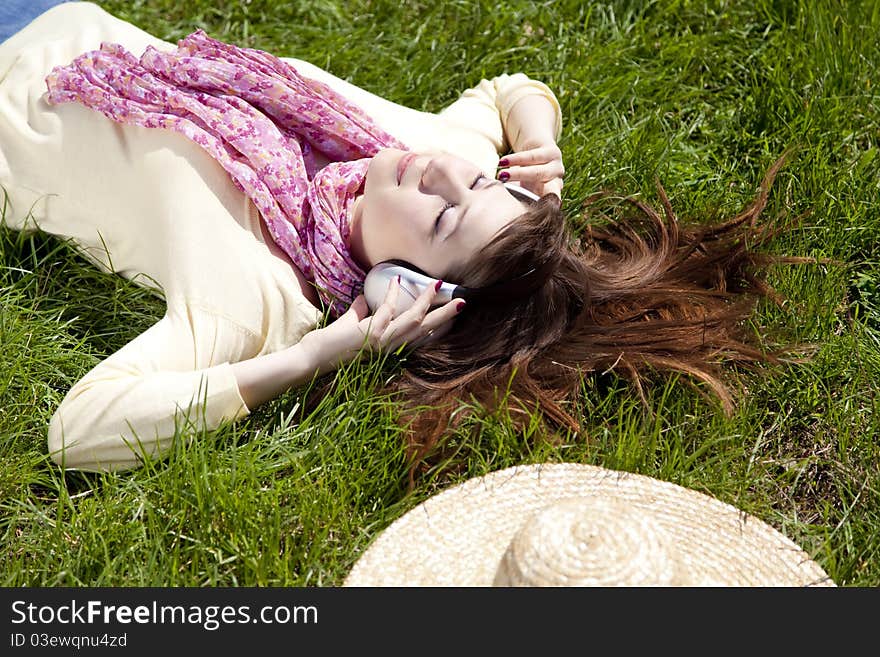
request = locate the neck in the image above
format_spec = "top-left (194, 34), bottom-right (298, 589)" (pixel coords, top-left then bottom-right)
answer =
top-left (347, 194), bottom-right (371, 270)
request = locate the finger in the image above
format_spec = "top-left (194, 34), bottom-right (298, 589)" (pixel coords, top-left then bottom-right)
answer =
top-left (543, 178), bottom-right (563, 198)
top-left (363, 276), bottom-right (400, 344)
top-left (345, 294), bottom-right (371, 322)
top-left (499, 145), bottom-right (561, 167)
top-left (499, 161), bottom-right (565, 185)
top-left (421, 302), bottom-right (463, 345)
top-left (424, 315), bottom-right (456, 343)
top-left (414, 278), bottom-right (443, 313)
top-left (402, 278), bottom-right (443, 321)
top-left (381, 278), bottom-right (442, 345)
top-left (407, 317), bottom-right (454, 350)
top-left (333, 295), bottom-right (370, 335)
top-left (498, 169), bottom-right (562, 196)
top-left (384, 274), bottom-right (402, 306)
top-left (389, 297), bottom-right (464, 351)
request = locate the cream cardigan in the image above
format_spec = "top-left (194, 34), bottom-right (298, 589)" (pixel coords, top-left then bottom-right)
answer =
top-left (0, 1), bottom-right (562, 471)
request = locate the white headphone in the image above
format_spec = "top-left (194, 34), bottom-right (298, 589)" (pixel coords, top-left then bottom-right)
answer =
top-left (363, 182), bottom-right (543, 314)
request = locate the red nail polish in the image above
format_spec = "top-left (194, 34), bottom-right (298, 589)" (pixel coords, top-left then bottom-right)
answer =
top-left (498, 158), bottom-right (509, 167)
top-left (435, 279), bottom-right (443, 292)
top-left (456, 301), bottom-right (466, 313)
top-left (397, 275), bottom-right (401, 283)
top-left (499, 171), bottom-right (510, 181)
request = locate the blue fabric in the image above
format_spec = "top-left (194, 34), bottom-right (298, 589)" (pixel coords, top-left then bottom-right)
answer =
top-left (0, 0), bottom-right (72, 44)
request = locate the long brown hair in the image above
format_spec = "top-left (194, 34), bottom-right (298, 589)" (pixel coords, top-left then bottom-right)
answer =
top-left (390, 154), bottom-right (810, 483)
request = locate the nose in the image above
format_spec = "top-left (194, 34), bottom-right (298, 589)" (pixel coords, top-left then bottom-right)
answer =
top-left (419, 154), bottom-right (467, 196)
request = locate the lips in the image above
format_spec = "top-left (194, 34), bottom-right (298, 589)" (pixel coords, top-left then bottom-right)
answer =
top-left (397, 152), bottom-right (416, 185)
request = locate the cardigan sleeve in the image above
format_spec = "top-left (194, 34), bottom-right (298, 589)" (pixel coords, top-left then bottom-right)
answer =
top-left (45, 306), bottom-right (258, 472)
top-left (0, 1), bottom-right (327, 472)
top-left (437, 73), bottom-right (563, 155)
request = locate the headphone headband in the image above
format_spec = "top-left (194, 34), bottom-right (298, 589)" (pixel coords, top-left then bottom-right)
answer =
top-left (502, 181), bottom-right (542, 203)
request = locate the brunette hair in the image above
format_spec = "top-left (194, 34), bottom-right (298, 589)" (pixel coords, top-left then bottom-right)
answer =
top-left (390, 154), bottom-right (810, 484)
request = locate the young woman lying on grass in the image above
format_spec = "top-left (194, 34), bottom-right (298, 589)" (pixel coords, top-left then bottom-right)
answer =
top-left (1, 2), bottom-right (803, 480)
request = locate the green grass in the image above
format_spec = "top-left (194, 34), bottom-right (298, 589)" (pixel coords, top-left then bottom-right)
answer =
top-left (2, 0), bottom-right (879, 586)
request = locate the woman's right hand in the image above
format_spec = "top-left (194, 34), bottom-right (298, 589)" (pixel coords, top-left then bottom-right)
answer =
top-left (499, 94), bottom-right (565, 198)
top-left (497, 142), bottom-right (564, 199)
top-left (303, 276), bottom-right (463, 371)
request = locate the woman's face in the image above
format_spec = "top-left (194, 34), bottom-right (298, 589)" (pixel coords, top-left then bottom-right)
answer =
top-left (349, 148), bottom-right (529, 279)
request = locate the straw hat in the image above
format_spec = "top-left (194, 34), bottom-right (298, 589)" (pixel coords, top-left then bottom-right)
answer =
top-left (343, 463), bottom-right (834, 587)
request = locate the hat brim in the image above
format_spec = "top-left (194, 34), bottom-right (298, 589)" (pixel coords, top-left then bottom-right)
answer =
top-left (343, 463), bottom-right (834, 587)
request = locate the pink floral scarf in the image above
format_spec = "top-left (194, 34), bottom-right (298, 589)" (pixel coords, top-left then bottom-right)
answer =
top-left (44, 30), bottom-right (408, 317)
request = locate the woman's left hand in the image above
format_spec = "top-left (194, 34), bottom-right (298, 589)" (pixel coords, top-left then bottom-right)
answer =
top-left (304, 276), bottom-right (462, 371)
top-left (496, 142), bottom-right (564, 199)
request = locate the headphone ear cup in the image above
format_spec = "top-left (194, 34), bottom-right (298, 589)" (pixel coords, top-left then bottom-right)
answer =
top-left (363, 260), bottom-right (460, 313)
top-left (363, 261), bottom-right (426, 314)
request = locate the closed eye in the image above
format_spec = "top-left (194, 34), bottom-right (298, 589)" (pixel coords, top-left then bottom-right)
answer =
top-left (434, 202), bottom-right (453, 233)
top-left (434, 174), bottom-right (488, 234)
